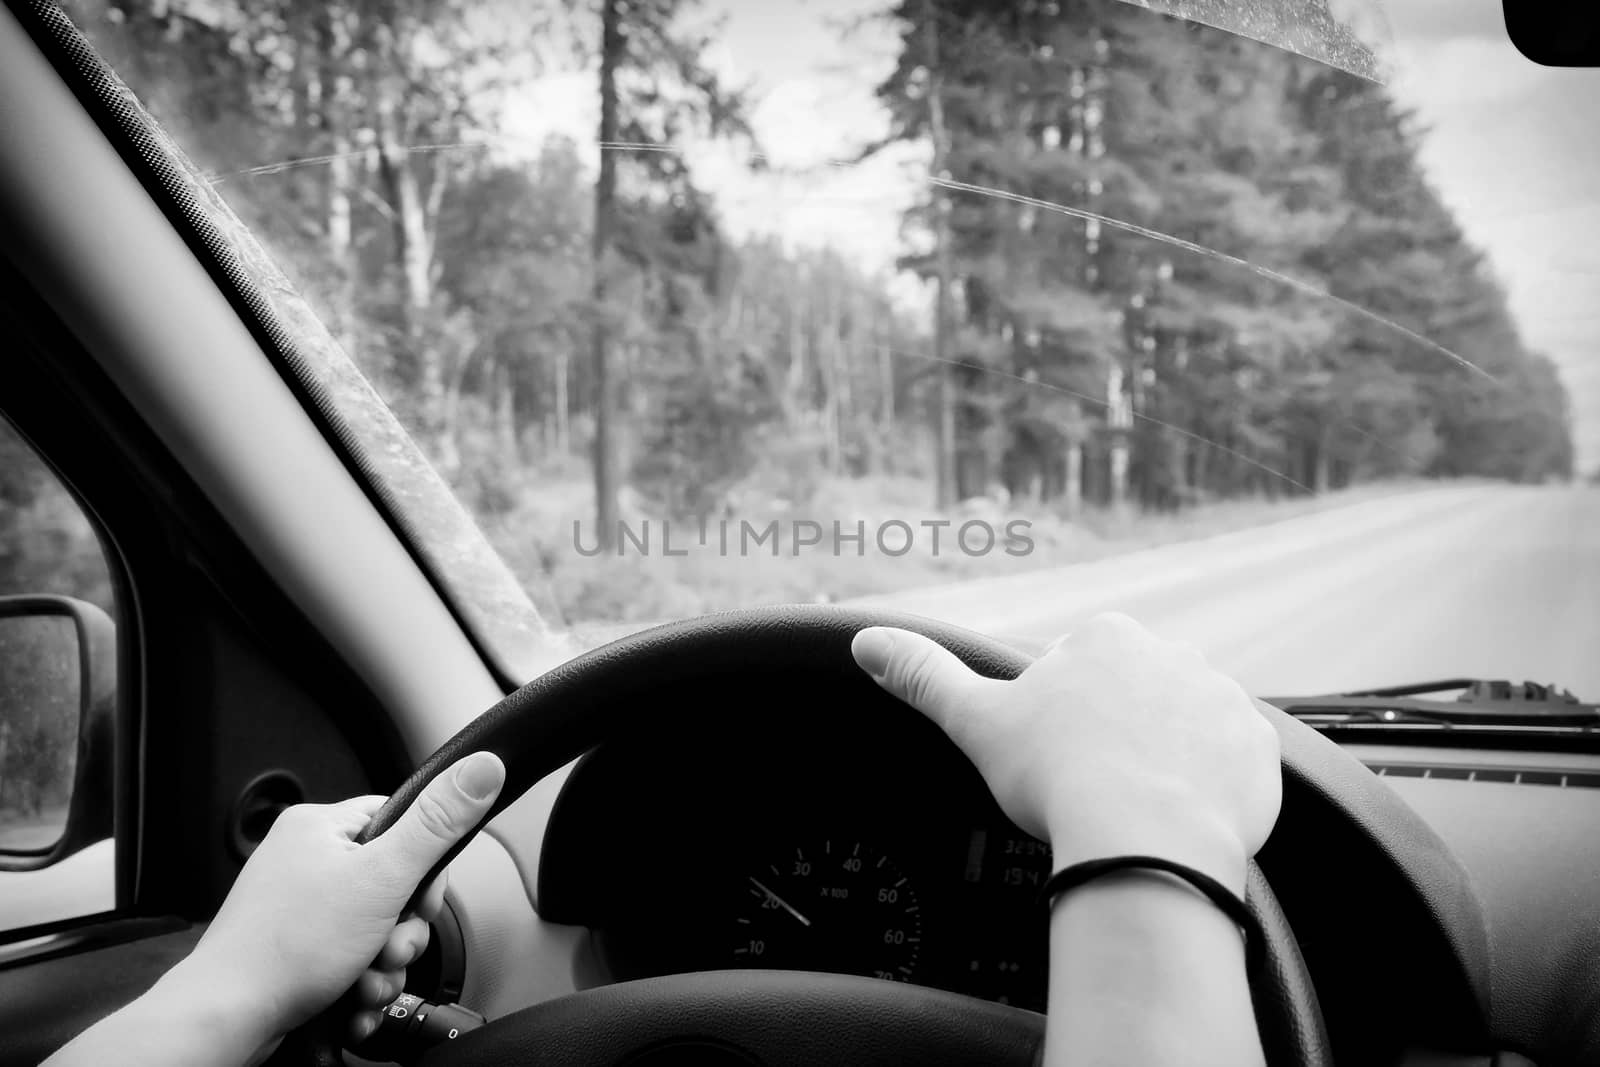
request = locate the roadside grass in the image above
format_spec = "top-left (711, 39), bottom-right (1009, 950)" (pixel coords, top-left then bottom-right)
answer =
top-left (474, 473), bottom-right (1458, 643)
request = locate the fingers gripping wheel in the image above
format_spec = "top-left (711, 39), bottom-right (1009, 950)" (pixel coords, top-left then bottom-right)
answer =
top-left (339, 606), bottom-right (1332, 1066)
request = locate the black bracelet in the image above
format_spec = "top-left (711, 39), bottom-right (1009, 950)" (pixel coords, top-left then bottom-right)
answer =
top-left (1036, 855), bottom-right (1265, 974)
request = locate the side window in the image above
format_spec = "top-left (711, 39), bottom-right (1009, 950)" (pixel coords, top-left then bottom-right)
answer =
top-left (0, 414), bottom-right (118, 934)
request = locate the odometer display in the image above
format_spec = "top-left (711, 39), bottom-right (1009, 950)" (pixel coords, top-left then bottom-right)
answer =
top-left (733, 838), bottom-right (922, 984)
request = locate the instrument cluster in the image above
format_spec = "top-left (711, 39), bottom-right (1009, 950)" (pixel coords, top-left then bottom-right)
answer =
top-left (540, 699), bottom-right (1059, 1012)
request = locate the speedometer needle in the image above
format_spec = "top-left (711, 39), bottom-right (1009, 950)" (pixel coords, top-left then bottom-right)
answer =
top-left (750, 877), bottom-right (812, 927)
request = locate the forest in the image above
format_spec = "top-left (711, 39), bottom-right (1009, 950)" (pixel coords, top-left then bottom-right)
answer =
top-left (9, 0), bottom-right (1579, 633)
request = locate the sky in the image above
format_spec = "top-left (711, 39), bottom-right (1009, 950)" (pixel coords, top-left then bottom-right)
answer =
top-left (503, 0), bottom-right (1600, 474)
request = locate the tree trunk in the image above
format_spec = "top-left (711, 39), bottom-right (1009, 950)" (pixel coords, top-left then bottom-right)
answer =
top-left (495, 361), bottom-right (517, 461)
top-left (821, 288), bottom-right (843, 473)
top-left (823, 338), bottom-right (842, 473)
top-left (374, 63), bottom-right (451, 470)
top-left (789, 290), bottom-right (808, 426)
top-left (326, 132), bottom-right (355, 335)
top-left (315, 10), bottom-right (358, 362)
top-left (877, 308), bottom-right (895, 429)
top-left (1172, 437), bottom-right (1191, 507)
top-left (1311, 423), bottom-right (1332, 494)
top-left (1192, 428), bottom-right (1212, 495)
top-left (924, 0), bottom-right (957, 510)
top-left (375, 108), bottom-right (431, 332)
top-left (1106, 364), bottom-right (1130, 510)
top-left (590, 0), bottom-right (623, 548)
top-left (554, 342), bottom-right (571, 458)
top-left (1108, 437), bottom-right (1129, 510)
top-left (1064, 440), bottom-right (1084, 516)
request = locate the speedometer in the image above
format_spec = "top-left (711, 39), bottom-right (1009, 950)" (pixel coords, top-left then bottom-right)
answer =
top-left (732, 838), bottom-right (922, 984)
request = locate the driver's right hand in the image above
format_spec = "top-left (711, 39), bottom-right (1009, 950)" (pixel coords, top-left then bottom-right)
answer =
top-left (850, 612), bottom-right (1281, 896)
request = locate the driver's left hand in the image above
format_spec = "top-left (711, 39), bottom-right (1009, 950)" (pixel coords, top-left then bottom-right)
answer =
top-left (185, 750), bottom-right (506, 1059)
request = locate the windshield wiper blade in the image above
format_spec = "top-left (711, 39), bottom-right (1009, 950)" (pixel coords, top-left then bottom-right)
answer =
top-left (1265, 679), bottom-right (1600, 729)
top-left (1334, 678), bottom-right (1582, 702)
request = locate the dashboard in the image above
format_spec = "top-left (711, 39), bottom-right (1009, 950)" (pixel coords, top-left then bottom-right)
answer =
top-left (529, 665), bottom-right (1600, 1065)
top-left (537, 697), bottom-right (1058, 1011)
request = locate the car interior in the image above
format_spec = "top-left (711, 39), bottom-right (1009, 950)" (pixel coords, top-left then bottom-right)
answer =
top-left (0, 1), bottom-right (1598, 1065)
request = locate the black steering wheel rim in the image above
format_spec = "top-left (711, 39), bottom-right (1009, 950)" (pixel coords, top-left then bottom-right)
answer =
top-left (338, 605), bottom-right (1336, 1066)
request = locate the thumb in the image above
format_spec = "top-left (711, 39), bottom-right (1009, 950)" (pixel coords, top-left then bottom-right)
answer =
top-left (370, 751), bottom-right (506, 886)
top-left (851, 627), bottom-right (995, 732)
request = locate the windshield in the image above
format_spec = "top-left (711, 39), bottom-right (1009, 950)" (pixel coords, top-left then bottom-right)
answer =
top-left (62, 0), bottom-right (1598, 697)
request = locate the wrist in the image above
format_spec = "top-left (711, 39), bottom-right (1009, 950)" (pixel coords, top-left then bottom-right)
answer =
top-left (1042, 796), bottom-right (1249, 898)
top-left (147, 952), bottom-right (284, 1066)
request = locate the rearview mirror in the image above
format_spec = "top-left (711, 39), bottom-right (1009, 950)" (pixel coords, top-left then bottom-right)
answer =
top-left (0, 595), bottom-right (115, 872)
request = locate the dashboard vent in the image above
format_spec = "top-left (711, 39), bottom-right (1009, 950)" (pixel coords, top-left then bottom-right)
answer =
top-left (1368, 764), bottom-right (1600, 788)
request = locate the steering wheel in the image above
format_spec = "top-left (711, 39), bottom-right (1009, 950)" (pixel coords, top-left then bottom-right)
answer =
top-left (329, 606), bottom-right (1343, 1065)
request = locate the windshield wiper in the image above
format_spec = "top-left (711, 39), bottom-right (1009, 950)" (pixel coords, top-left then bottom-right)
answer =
top-left (1264, 679), bottom-right (1600, 729)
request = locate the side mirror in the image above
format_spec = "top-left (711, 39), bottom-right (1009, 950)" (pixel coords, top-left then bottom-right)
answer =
top-left (0, 595), bottom-right (116, 872)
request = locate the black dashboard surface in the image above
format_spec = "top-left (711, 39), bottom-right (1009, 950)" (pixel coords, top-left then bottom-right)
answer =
top-left (1351, 748), bottom-right (1600, 1066)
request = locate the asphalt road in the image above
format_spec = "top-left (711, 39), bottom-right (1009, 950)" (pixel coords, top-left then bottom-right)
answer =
top-left (857, 484), bottom-right (1600, 700)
